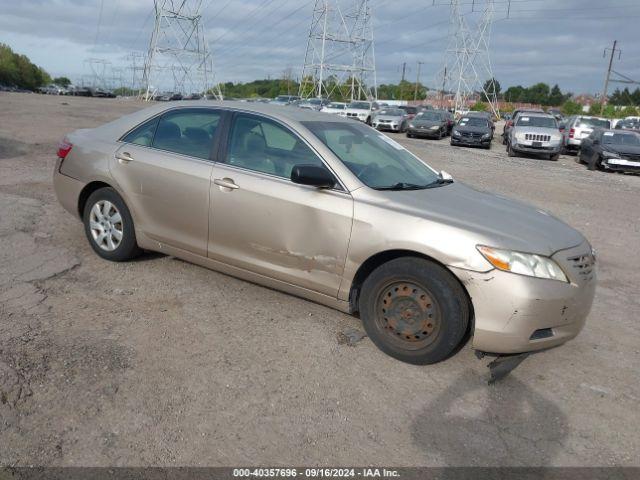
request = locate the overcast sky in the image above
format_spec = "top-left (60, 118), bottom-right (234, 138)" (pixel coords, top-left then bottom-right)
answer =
top-left (2, 0), bottom-right (639, 94)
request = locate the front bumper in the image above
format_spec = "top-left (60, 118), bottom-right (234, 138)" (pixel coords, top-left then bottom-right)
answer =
top-left (512, 141), bottom-right (561, 155)
top-left (451, 136), bottom-right (491, 147)
top-left (450, 241), bottom-right (596, 354)
top-left (407, 127), bottom-right (441, 138)
top-left (603, 157), bottom-right (640, 172)
top-left (374, 123), bottom-right (401, 132)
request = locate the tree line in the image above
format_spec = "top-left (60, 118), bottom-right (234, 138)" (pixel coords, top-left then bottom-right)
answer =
top-left (0, 43), bottom-right (51, 90)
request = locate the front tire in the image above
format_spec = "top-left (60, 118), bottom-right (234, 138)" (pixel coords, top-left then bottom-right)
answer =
top-left (359, 257), bottom-right (470, 365)
top-left (83, 187), bottom-right (141, 262)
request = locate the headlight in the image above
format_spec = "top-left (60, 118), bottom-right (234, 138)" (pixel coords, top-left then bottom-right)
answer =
top-left (477, 245), bottom-right (568, 282)
top-left (453, 130), bottom-right (461, 137)
top-left (409, 123), bottom-right (415, 128)
top-left (602, 150), bottom-right (620, 159)
top-left (430, 125), bottom-right (439, 130)
top-left (482, 133), bottom-right (490, 139)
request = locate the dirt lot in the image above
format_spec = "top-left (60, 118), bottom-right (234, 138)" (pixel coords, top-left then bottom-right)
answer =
top-left (1, 93), bottom-right (638, 467)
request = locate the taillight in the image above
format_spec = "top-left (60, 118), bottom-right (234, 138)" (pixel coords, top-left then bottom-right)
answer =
top-left (569, 128), bottom-right (575, 139)
top-left (57, 137), bottom-right (73, 159)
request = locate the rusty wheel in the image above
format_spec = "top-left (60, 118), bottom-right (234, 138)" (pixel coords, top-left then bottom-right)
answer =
top-left (376, 282), bottom-right (441, 350)
top-left (359, 257), bottom-right (470, 365)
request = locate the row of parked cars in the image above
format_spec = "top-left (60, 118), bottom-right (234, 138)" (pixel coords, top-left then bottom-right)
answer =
top-left (501, 108), bottom-right (640, 173)
top-left (38, 84), bottom-right (117, 97)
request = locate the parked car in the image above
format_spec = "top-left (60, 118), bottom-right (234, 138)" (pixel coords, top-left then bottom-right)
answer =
top-left (507, 113), bottom-right (562, 160)
top-left (466, 111), bottom-right (495, 135)
top-left (39, 84), bottom-right (66, 95)
top-left (614, 118), bottom-right (640, 132)
top-left (451, 116), bottom-right (493, 149)
top-left (270, 95), bottom-right (300, 106)
top-left (371, 108), bottom-right (410, 133)
top-left (345, 101), bottom-right (379, 124)
top-left (298, 98), bottom-right (330, 111)
top-left (563, 115), bottom-right (611, 154)
top-left (406, 110), bottom-right (451, 139)
top-left (398, 105), bottom-right (419, 120)
top-left (579, 129), bottom-right (640, 173)
top-left (502, 108), bottom-right (544, 145)
top-left (53, 102), bottom-right (596, 365)
top-left (320, 102), bottom-right (348, 116)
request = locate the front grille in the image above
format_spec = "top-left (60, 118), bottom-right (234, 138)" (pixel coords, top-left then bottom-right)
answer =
top-left (567, 252), bottom-right (596, 282)
top-left (530, 328), bottom-right (554, 340)
top-left (378, 120), bottom-right (391, 123)
top-left (621, 153), bottom-right (640, 161)
top-left (346, 113), bottom-right (358, 117)
top-left (461, 132), bottom-right (483, 138)
top-left (525, 133), bottom-right (551, 142)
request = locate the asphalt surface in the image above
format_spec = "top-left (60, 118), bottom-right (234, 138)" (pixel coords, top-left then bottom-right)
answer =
top-left (0, 93), bottom-right (638, 466)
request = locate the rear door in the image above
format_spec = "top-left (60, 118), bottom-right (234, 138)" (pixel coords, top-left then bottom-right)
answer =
top-left (111, 107), bottom-right (225, 256)
top-left (208, 112), bottom-right (353, 297)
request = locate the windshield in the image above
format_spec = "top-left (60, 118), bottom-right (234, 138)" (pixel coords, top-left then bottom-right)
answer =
top-left (302, 121), bottom-right (440, 189)
top-left (416, 112), bottom-right (442, 121)
top-left (458, 117), bottom-right (488, 127)
top-left (377, 109), bottom-right (404, 116)
top-left (577, 117), bottom-right (610, 128)
top-left (401, 106), bottom-right (417, 114)
top-left (602, 132), bottom-right (640, 146)
top-left (348, 102), bottom-right (371, 109)
top-left (516, 116), bottom-right (557, 128)
top-left (327, 103), bottom-right (345, 109)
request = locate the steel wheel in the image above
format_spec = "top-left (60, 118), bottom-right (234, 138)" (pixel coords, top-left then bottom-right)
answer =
top-left (376, 281), bottom-right (441, 351)
top-left (89, 200), bottom-right (123, 252)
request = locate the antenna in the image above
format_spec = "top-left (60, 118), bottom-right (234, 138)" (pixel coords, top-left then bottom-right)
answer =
top-left (299, 0), bottom-right (377, 101)
top-left (142, 0), bottom-right (222, 100)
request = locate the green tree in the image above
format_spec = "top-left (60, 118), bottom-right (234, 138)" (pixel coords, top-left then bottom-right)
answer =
top-left (470, 101), bottom-right (488, 111)
top-left (561, 100), bottom-right (582, 116)
top-left (0, 43), bottom-right (50, 90)
top-left (53, 76), bottom-right (71, 88)
top-left (548, 84), bottom-right (565, 106)
top-left (482, 77), bottom-right (500, 101)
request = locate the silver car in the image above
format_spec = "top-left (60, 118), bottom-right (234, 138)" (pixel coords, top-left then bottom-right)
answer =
top-left (563, 115), bottom-right (611, 154)
top-left (507, 113), bottom-right (563, 160)
top-left (372, 108), bottom-right (409, 133)
top-left (53, 102), bottom-right (595, 365)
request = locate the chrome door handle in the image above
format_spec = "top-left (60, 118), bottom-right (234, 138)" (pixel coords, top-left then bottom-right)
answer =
top-left (213, 178), bottom-right (239, 190)
top-left (116, 151), bottom-right (134, 164)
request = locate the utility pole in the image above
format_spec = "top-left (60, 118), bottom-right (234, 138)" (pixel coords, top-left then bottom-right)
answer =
top-left (414, 61), bottom-right (424, 101)
top-left (399, 62), bottom-right (407, 99)
top-left (601, 40), bottom-right (619, 113)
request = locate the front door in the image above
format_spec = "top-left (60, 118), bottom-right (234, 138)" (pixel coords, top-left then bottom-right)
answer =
top-left (110, 108), bottom-right (223, 256)
top-left (208, 112), bottom-right (353, 297)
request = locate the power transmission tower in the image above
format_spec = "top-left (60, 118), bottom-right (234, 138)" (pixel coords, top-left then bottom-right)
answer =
top-left (142, 0), bottom-right (222, 100)
top-left (84, 58), bottom-right (112, 90)
top-left (439, 0), bottom-right (499, 117)
top-left (299, 0), bottom-right (377, 102)
top-left (126, 52), bottom-right (146, 94)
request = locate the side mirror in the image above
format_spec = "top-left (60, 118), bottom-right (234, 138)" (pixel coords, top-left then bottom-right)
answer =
top-left (291, 164), bottom-right (336, 189)
top-left (439, 170), bottom-right (454, 182)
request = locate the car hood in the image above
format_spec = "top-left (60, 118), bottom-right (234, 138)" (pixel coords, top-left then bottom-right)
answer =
top-left (375, 115), bottom-right (404, 122)
top-left (454, 126), bottom-right (490, 134)
top-left (604, 144), bottom-right (640, 155)
top-left (412, 119), bottom-right (444, 126)
top-left (346, 108), bottom-right (370, 114)
top-left (377, 182), bottom-right (585, 256)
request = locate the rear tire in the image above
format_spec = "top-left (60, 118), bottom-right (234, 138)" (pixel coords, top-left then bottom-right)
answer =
top-left (359, 257), bottom-right (470, 365)
top-left (83, 187), bottom-right (141, 262)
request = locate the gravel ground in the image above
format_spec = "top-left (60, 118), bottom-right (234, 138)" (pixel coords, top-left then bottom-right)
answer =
top-left (0, 93), bottom-right (638, 467)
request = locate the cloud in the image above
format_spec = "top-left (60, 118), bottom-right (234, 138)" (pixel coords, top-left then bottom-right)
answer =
top-left (1, 0), bottom-right (638, 94)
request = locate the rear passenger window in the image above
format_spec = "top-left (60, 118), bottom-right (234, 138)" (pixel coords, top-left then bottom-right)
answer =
top-left (122, 117), bottom-right (159, 146)
top-left (152, 109), bottom-right (220, 160)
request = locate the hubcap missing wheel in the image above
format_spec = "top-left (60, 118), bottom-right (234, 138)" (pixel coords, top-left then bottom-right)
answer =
top-left (377, 281), bottom-right (440, 349)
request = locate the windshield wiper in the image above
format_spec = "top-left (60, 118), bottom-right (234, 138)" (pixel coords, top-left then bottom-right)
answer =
top-left (375, 182), bottom-right (429, 190)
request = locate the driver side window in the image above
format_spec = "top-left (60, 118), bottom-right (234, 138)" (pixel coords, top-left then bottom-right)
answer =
top-left (226, 114), bottom-right (325, 178)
